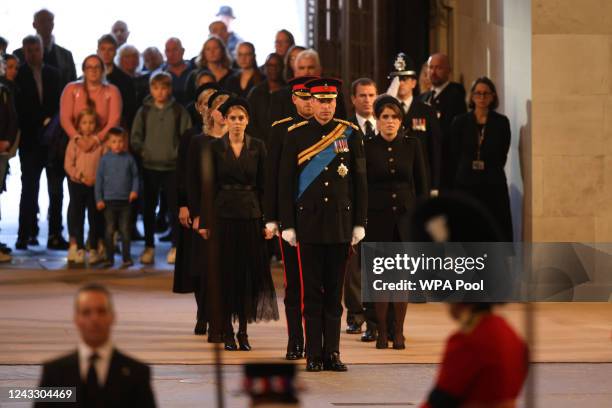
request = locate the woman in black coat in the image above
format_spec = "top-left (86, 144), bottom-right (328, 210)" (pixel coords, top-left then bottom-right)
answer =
top-left (365, 95), bottom-right (429, 349)
top-left (198, 97), bottom-right (278, 351)
top-left (450, 77), bottom-right (513, 242)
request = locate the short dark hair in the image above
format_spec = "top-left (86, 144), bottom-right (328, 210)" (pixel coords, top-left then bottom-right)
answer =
top-left (0, 36), bottom-right (7, 49)
top-left (4, 54), bottom-right (19, 64)
top-left (468, 76), bottom-right (499, 110)
top-left (351, 77), bottom-right (377, 96)
top-left (107, 126), bottom-right (126, 138)
top-left (22, 35), bottom-right (42, 48)
top-left (97, 33), bottom-right (118, 49)
top-left (74, 283), bottom-right (114, 311)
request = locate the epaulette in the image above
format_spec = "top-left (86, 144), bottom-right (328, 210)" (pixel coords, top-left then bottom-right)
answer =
top-left (287, 120), bottom-right (308, 132)
top-left (271, 116), bottom-right (293, 127)
top-left (333, 118), bottom-right (360, 131)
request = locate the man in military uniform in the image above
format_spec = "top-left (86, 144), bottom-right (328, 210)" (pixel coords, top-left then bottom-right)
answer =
top-left (264, 75), bottom-right (318, 361)
top-left (388, 52), bottom-right (441, 194)
top-left (279, 78), bottom-right (367, 372)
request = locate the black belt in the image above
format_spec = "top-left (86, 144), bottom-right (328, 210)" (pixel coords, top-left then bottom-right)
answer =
top-left (220, 184), bottom-right (255, 191)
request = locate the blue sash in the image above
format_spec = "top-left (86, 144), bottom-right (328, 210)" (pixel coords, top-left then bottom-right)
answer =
top-left (297, 126), bottom-right (353, 199)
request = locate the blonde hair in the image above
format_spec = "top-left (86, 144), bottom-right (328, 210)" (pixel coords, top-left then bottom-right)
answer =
top-left (75, 108), bottom-right (99, 133)
top-left (196, 35), bottom-right (231, 70)
top-left (204, 94), bottom-right (229, 133)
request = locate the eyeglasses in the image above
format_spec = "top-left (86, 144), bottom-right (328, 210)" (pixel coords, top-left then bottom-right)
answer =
top-left (473, 92), bottom-right (493, 98)
top-left (84, 65), bottom-right (102, 71)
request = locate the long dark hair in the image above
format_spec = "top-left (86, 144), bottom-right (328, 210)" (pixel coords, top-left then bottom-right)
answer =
top-left (236, 42), bottom-right (263, 85)
top-left (81, 54), bottom-right (105, 112)
top-left (197, 35), bottom-right (231, 70)
top-left (283, 45), bottom-right (305, 81)
top-left (468, 76), bottom-right (499, 111)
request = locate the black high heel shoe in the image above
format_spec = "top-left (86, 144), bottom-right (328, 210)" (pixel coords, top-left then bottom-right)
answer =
top-left (376, 333), bottom-right (388, 349)
top-left (194, 320), bottom-right (207, 335)
top-left (392, 333), bottom-right (405, 350)
top-left (224, 334), bottom-right (237, 351)
top-left (236, 332), bottom-right (251, 351)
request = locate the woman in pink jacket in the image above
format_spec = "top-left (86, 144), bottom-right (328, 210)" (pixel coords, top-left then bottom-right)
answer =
top-left (60, 54), bottom-right (122, 151)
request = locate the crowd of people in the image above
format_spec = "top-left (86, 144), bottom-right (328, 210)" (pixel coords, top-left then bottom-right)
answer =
top-left (1, 5), bottom-right (527, 407)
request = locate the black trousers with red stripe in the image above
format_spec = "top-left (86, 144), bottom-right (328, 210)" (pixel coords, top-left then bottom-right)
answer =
top-left (279, 237), bottom-right (304, 347)
top-left (298, 242), bottom-right (349, 358)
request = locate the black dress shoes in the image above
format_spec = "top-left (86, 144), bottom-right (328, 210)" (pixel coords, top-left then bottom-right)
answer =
top-left (361, 328), bottom-right (377, 342)
top-left (224, 334), bottom-right (238, 351)
top-left (194, 320), bottom-right (207, 335)
top-left (376, 334), bottom-right (389, 349)
top-left (28, 237), bottom-right (39, 246)
top-left (306, 357), bottom-right (323, 372)
top-left (15, 238), bottom-right (28, 250)
top-left (323, 352), bottom-right (348, 371)
top-left (345, 322), bottom-right (363, 334)
top-left (285, 343), bottom-right (304, 360)
top-left (236, 332), bottom-right (251, 351)
top-left (47, 236), bottom-right (70, 250)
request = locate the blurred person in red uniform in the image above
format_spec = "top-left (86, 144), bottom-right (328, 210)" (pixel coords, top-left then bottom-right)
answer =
top-left (411, 194), bottom-right (528, 408)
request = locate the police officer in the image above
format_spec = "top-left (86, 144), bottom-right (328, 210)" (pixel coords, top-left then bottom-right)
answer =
top-left (279, 78), bottom-right (367, 372)
top-left (264, 75), bottom-right (318, 360)
top-left (387, 52), bottom-right (441, 193)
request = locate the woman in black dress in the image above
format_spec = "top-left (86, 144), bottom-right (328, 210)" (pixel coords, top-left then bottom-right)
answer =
top-left (450, 77), bottom-right (513, 242)
top-left (173, 83), bottom-right (220, 335)
top-left (225, 42), bottom-right (264, 98)
top-left (366, 95), bottom-right (429, 349)
top-left (199, 97), bottom-right (278, 351)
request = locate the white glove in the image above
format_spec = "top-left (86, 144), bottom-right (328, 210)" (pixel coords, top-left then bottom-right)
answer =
top-left (351, 226), bottom-right (366, 246)
top-left (265, 222), bottom-right (279, 236)
top-left (430, 189), bottom-right (439, 197)
top-left (281, 228), bottom-right (297, 247)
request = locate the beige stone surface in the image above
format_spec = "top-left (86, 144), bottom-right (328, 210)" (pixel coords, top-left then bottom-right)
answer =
top-left (530, 156), bottom-right (544, 217)
top-left (532, 35), bottom-right (610, 97)
top-left (531, 95), bottom-right (607, 156)
top-left (533, 0), bottom-right (612, 35)
top-left (542, 156), bottom-right (604, 217)
top-left (532, 217), bottom-right (595, 242)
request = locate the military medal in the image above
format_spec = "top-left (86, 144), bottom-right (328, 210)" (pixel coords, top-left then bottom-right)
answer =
top-left (337, 163), bottom-right (349, 177)
top-left (412, 118), bottom-right (427, 131)
top-left (334, 138), bottom-right (349, 153)
top-left (472, 160), bottom-right (485, 170)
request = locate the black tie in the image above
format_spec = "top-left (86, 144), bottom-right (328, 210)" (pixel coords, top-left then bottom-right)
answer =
top-left (85, 352), bottom-right (100, 405)
top-left (429, 90), bottom-right (437, 104)
top-left (365, 120), bottom-right (375, 140)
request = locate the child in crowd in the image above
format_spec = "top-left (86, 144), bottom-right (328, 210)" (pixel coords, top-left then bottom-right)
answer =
top-left (130, 71), bottom-right (191, 265)
top-left (96, 127), bottom-right (139, 268)
top-left (64, 109), bottom-right (104, 265)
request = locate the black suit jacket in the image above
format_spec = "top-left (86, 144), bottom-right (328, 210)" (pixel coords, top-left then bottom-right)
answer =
top-left (35, 349), bottom-right (156, 408)
top-left (15, 43), bottom-right (76, 89)
top-left (403, 100), bottom-right (442, 189)
top-left (14, 64), bottom-right (61, 151)
top-left (263, 116), bottom-right (301, 223)
top-left (365, 132), bottom-right (429, 241)
top-left (450, 110), bottom-right (511, 187)
top-left (279, 118), bottom-right (367, 244)
top-left (420, 82), bottom-right (467, 189)
top-left (202, 133), bottom-right (267, 224)
top-left (107, 65), bottom-right (137, 129)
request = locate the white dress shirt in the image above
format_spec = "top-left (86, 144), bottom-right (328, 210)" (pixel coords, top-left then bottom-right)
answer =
top-left (431, 80), bottom-right (451, 99)
top-left (398, 95), bottom-right (413, 114)
top-left (355, 113), bottom-right (377, 135)
top-left (78, 340), bottom-right (113, 386)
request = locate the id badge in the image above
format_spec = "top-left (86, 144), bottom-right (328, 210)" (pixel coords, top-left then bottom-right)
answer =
top-left (472, 160), bottom-right (485, 170)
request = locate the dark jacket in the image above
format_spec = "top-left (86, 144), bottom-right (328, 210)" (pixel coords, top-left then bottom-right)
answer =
top-left (365, 132), bottom-right (429, 241)
top-left (0, 83), bottom-right (18, 145)
top-left (420, 82), bottom-right (467, 190)
top-left (15, 42), bottom-right (76, 88)
top-left (106, 64), bottom-right (137, 129)
top-left (225, 70), bottom-right (264, 98)
top-left (14, 64), bottom-right (62, 151)
top-left (263, 116), bottom-right (300, 222)
top-left (279, 118), bottom-right (367, 244)
top-left (246, 81), bottom-right (285, 143)
top-left (202, 133), bottom-right (266, 223)
top-left (450, 110), bottom-right (511, 187)
top-left (35, 348), bottom-right (156, 408)
top-left (403, 99), bottom-right (442, 190)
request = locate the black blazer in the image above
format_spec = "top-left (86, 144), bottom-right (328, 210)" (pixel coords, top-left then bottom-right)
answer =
top-left (202, 133), bottom-right (266, 224)
top-left (403, 100), bottom-right (442, 189)
top-left (420, 82), bottom-right (467, 189)
top-left (279, 118), bottom-right (367, 244)
top-left (14, 64), bottom-right (61, 151)
top-left (186, 133), bottom-right (216, 215)
top-left (450, 110), bottom-right (511, 187)
top-left (263, 116), bottom-right (300, 222)
top-left (365, 132), bottom-right (429, 241)
top-left (15, 42), bottom-right (76, 88)
top-left (107, 65), bottom-right (137, 129)
top-left (35, 349), bottom-right (156, 408)
top-left (225, 70), bottom-right (263, 98)
top-left (247, 81), bottom-right (286, 144)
